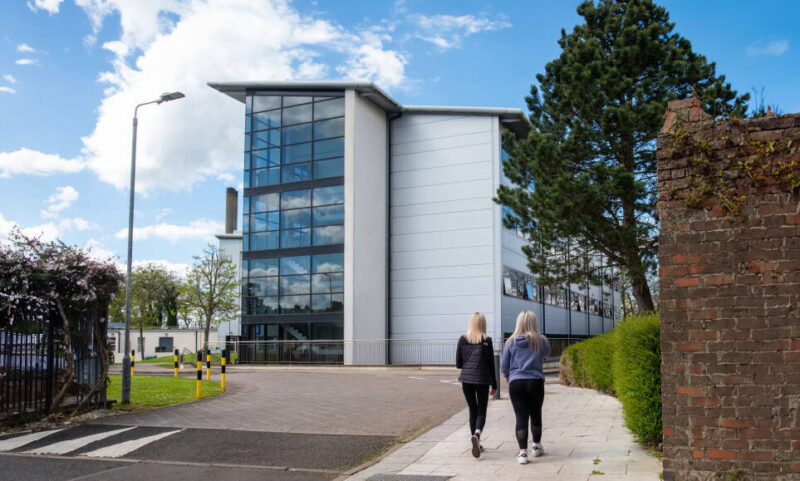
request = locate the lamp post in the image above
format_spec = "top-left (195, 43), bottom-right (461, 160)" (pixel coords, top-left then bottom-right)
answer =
top-left (121, 91), bottom-right (185, 405)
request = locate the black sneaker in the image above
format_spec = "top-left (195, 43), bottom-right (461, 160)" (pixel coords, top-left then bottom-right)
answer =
top-left (471, 435), bottom-right (481, 458)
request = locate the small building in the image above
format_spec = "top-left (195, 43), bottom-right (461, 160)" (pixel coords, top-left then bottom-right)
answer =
top-left (107, 323), bottom-right (218, 361)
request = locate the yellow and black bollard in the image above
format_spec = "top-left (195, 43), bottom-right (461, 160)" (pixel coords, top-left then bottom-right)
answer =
top-left (131, 350), bottom-right (135, 377)
top-left (173, 348), bottom-right (179, 377)
top-left (206, 350), bottom-right (211, 381)
top-left (221, 349), bottom-right (227, 392)
top-left (196, 357), bottom-right (202, 399)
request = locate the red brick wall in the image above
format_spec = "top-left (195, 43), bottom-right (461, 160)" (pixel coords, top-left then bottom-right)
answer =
top-left (657, 98), bottom-right (800, 481)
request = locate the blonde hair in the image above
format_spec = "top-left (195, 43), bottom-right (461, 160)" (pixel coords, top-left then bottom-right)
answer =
top-left (465, 312), bottom-right (487, 344)
top-left (505, 310), bottom-right (544, 352)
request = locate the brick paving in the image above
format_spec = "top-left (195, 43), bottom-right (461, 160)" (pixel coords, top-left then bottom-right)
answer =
top-left (349, 380), bottom-right (663, 481)
top-left (100, 367), bottom-right (467, 437)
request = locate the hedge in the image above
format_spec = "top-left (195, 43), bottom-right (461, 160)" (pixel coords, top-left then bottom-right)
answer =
top-left (559, 313), bottom-right (662, 446)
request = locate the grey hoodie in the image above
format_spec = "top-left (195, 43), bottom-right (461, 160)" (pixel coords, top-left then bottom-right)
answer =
top-left (500, 335), bottom-right (551, 383)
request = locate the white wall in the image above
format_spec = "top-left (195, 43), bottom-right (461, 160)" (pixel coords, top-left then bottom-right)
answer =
top-left (390, 114), bottom-right (499, 341)
top-left (344, 90), bottom-right (388, 353)
top-left (217, 234), bottom-right (242, 341)
top-left (109, 329), bottom-right (218, 361)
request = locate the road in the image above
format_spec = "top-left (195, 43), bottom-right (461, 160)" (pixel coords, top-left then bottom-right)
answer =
top-left (0, 367), bottom-right (466, 480)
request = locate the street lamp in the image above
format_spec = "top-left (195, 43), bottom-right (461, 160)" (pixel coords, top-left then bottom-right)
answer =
top-left (121, 91), bottom-right (185, 405)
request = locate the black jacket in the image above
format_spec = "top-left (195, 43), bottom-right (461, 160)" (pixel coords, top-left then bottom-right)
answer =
top-left (455, 335), bottom-right (497, 389)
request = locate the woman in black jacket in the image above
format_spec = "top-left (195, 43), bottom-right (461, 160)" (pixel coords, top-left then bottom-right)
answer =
top-left (455, 312), bottom-right (497, 458)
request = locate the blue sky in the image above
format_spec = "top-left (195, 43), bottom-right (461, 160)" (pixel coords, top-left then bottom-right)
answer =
top-left (1, 0), bottom-right (798, 273)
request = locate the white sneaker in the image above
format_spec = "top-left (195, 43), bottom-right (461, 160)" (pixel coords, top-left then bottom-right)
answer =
top-left (479, 444), bottom-right (485, 453)
top-left (517, 452), bottom-right (529, 464)
top-left (470, 435), bottom-right (481, 458)
top-left (532, 444), bottom-right (544, 457)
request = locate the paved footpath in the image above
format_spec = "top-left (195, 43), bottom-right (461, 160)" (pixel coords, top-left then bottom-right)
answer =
top-left (349, 379), bottom-right (662, 481)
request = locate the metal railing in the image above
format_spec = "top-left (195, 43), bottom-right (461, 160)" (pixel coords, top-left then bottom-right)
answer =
top-left (209, 336), bottom-right (585, 366)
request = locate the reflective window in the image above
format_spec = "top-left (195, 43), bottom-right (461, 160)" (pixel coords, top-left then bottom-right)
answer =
top-left (314, 97), bottom-right (344, 120)
top-left (249, 258), bottom-right (279, 277)
top-left (313, 253), bottom-right (343, 273)
top-left (252, 193), bottom-right (280, 213)
top-left (280, 256), bottom-right (310, 275)
top-left (283, 142), bottom-right (312, 164)
top-left (281, 209), bottom-right (311, 230)
top-left (280, 295), bottom-right (310, 313)
top-left (282, 103), bottom-right (312, 125)
top-left (251, 232), bottom-right (279, 250)
top-left (247, 277), bottom-right (278, 297)
top-left (281, 189), bottom-right (310, 209)
top-left (281, 163), bottom-right (311, 183)
top-left (312, 225), bottom-right (344, 245)
top-left (313, 205), bottom-right (343, 226)
top-left (314, 137), bottom-right (344, 159)
top-left (252, 167), bottom-right (280, 187)
top-left (283, 96), bottom-right (311, 108)
top-left (251, 110), bottom-right (281, 131)
top-left (313, 185), bottom-right (344, 206)
top-left (252, 95), bottom-right (280, 112)
top-left (313, 157), bottom-right (343, 179)
top-left (252, 148), bottom-right (280, 169)
top-left (282, 123), bottom-right (312, 145)
top-left (281, 275), bottom-right (310, 295)
top-left (281, 228), bottom-right (311, 248)
top-left (252, 129), bottom-right (279, 150)
top-left (313, 117), bottom-right (344, 140)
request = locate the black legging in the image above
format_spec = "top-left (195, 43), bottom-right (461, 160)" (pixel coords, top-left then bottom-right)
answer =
top-left (509, 378), bottom-right (544, 449)
top-left (461, 383), bottom-right (489, 435)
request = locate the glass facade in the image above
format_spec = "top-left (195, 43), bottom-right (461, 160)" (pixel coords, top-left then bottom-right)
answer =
top-left (241, 92), bottom-right (345, 340)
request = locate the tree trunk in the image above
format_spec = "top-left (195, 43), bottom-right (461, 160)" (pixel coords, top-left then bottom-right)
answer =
top-left (204, 313), bottom-right (210, 352)
top-left (628, 269), bottom-right (655, 312)
top-left (50, 299), bottom-right (75, 413)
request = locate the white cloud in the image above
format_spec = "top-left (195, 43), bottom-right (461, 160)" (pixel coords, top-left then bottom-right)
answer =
top-left (26, 0), bottom-right (64, 14)
top-left (0, 148), bottom-right (85, 177)
top-left (41, 186), bottom-right (79, 219)
top-left (115, 218), bottom-right (223, 243)
top-left (746, 40), bottom-right (789, 57)
top-left (65, 0), bottom-right (409, 193)
top-left (15, 59), bottom-right (38, 66)
top-left (17, 43), bottom-right (37, 53)
top-left (3, 74), bottom-right (17, 84)
top-left (0, 87), bottom-right (16, 94)
top-left (155, 208), bottom-right (172, 221)
top-left (0, 212), bottom-right (94, 244)
top-left (133, 259), bottom-right (190, 277)
top-left (413, 14), bottom-right (511, 50)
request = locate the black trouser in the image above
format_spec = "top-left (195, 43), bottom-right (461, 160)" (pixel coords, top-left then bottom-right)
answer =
top-left (509, 378), bottom-right (545, 449)
top-left (461, 383), bottom-right (489, 435)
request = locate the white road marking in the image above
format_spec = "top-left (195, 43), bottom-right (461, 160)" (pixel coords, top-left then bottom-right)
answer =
top-left (408, 376), bottom-right (426, 380)
top-left (25, 427), bottom-right (135, 455)
top-left (0, 429), bottom-right (64, 452)
top-left (82, 429), bottom-right (183, 458)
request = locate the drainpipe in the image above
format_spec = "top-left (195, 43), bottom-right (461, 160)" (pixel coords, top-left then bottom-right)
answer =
top-left (386, 110), bottom-right (402, 365)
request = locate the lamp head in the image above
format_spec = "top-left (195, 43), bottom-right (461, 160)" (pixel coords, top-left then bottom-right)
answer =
top-left (158, 91), bottom-right (185, 103)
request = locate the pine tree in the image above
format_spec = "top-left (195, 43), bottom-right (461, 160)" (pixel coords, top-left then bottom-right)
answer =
top-left (497, 0), bottom-right (749, 312)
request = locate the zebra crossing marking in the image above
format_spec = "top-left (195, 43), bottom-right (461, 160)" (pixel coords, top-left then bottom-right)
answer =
top-left (24, 427), bottom-right (135, 455)
top-left (0, 429), bottom-right (64, 452)
top-left (81, 429), bottom-right (183, 458)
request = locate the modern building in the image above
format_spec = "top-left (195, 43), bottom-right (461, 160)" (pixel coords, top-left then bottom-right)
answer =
top-left (209, 81), bottom-right (621, 362)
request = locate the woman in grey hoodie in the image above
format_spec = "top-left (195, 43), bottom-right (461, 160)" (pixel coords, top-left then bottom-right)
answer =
top-left (500, 310), bottom-right (551, 464)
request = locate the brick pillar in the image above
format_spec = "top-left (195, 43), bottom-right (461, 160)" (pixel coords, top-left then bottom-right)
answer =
top-left (657, 98), bottom-right (800, 481)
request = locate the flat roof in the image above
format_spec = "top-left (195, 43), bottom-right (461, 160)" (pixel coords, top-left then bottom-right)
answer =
top-left (208, 80), bottom-right (530, 137)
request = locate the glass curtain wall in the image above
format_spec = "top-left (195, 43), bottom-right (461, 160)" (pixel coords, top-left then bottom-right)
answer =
top-left (241, 92), bottom-right (345, 341)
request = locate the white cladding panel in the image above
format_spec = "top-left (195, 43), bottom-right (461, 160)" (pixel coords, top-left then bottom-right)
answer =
top-left (390, 113), bottom-right (499, 340)
top-left (345, 91), bottom-right (388, 346)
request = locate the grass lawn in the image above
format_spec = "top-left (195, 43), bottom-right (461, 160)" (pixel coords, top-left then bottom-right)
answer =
top-left (106, 375), bottom-right (223, 411)
top-left (138, 352), bottom-right (239, 364)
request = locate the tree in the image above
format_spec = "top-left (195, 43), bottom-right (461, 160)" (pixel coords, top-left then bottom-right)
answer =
top-left (109, 263), bottom-right (181, 351)
top-left (497, 0), bottom-right (748, 312)
top-left (180, 245), bottom-right (238, 350)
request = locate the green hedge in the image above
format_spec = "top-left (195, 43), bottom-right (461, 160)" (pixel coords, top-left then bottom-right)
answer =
top-left (559, 313), bottom-right (662, 446)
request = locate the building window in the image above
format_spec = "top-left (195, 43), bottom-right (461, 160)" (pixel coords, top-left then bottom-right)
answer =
top-left (245, 95), bottom-right (344, 188)
top-left (242, 252), bottom-right (344, 316)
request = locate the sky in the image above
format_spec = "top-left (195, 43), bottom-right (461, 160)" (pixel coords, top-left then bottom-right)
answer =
top-left (0, 0), bottom-right (798, 275)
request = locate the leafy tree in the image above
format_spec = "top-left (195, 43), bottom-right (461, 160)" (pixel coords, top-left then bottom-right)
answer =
top-left (110, 263), bottom-right (181, 350)
top-left (497, 0), bottom-right (748, 312)
top-left (180, 245), bottom-right (238, 350)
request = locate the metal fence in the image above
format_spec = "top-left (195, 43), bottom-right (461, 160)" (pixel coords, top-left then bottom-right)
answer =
top-left (214, 336), bottom-right (587, 366)
top-left (0, 315), bottom-right (106, 422)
